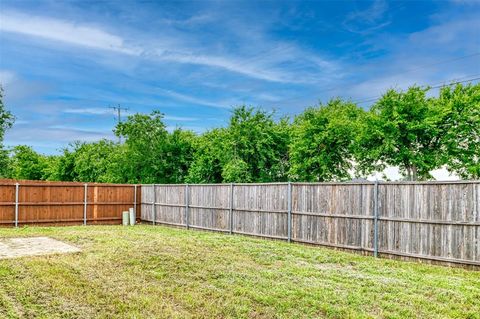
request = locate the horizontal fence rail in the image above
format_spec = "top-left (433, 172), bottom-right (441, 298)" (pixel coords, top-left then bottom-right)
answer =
top-left (0, 180), bottom-right (140, 226)
top-left (141, 181), bottom-right (480, 266)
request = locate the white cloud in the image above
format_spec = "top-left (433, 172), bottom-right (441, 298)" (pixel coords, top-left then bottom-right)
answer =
top-left (63, 107), bottom-right (111, 115)
top-left (63, 106), bottom-right (208, 120)
top-left (4, 125), bottom-right (113, 145)
top-left (449, 0), bottom-right (480, 4)
top-left (0, 10), bottom-right (338, 84)
top-left (342, 0), bottom-right (391, 34)
top-left (163, 115), bottom-right (199, 121)
top-left (408, 17), bottom-right (480, 53)
top-left (0, 70), bottom-right (51, 102)
top-left (0, 11), bottom-right (140, 55)
top-left (157, 51), bottom-right (295, 83)
top-left (0, 70), bottom-right (16, 86)
top-left (338, 14), bottom-right (480, 103)
top-left (156, 88), bottom-right (231, 109)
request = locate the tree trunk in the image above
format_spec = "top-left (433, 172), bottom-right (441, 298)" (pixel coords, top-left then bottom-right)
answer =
top-left (406, 166), bottom-right (412, 181)
top-left (412, 165), bottom-right (418, 181)
top-left (405, 165), bottom-right (418, 181)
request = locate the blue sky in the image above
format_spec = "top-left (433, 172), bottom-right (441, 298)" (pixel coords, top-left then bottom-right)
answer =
top-left (0, 0), bottom-right (479, 154)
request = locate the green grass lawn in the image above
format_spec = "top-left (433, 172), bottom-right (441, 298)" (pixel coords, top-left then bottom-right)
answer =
top-left (0, 225), bottom-right (478, 319)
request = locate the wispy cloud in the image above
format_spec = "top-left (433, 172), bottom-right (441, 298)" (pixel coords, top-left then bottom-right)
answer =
top-left (164, 115), bottom-right (199, 121)
top-left (63, 107), bottom-right (111, 115)
top-left (0, 70), bottom-right (16, 86)
top-left (63, 107), bottom-right (203, 122)
top-left (0, 10), bottom-right (337, 84)
top-left (342, 0), bottom-right (390, 34)
top-left (157, 51), bottom-right (293, 83)
top-left (340, 15), bottom-right (480, 103)
top-left (0, 70), bottom-right (51, 102)
top-left (0, 11), bottom-right (140, 55)
top-left (5, 125), bottom-right (113, 146)
top-left (156, 88), bottom-right (231, 109)
top-left (449, 0), bottom-right (480, 4)
top-left (2, 1), bottom-right (478, 156)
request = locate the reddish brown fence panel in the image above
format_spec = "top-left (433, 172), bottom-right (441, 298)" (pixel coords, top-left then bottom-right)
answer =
top-left (0, 180), bottom-right (140, 226)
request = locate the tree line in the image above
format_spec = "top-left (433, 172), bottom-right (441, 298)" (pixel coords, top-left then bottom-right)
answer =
top-left (0, 83), bottom-right (479, 183)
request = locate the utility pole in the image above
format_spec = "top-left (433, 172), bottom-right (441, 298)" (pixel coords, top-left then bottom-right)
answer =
top-left (109, 104), bottom-right (128, 143)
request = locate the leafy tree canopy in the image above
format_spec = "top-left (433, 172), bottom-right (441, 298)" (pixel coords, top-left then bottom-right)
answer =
top-left (437, 83), bottom-right (480, 179)
top-left (8, 145), bottom-right (49, 180)
top-left (290, 98), bottom-right (364, 182)
top-left (187, 106), bottom-right (290, 183)
top-left (0, 87), bottom-right (14, 143)
top-left (0, 87), bottom-right (15, 178)
top-left (1, 84), bottom-right (479, 183)
top-left (357, 86), bottom-right (442, 181)
top-left (114, 111), bottom-right (195, 183)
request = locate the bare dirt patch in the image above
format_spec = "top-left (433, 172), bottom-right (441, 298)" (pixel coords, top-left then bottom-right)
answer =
top-left (0, 237), bottom-right (80, 259)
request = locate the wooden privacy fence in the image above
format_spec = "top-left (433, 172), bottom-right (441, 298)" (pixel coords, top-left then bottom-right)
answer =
top-left (141, 181), bottom-right (480, 266)
top-left (0, 180), bottom-right (140, 226)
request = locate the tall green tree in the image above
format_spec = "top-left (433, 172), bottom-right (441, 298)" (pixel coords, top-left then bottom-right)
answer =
top-left (187, 106), bottom-right (290, 183)
top-left (225, 106), bottom-right (290, 182)
top-left (115, 111), bottom-right (195, 183)
top-left (0, 86), bottom-right (15, 178)
top-left (0, 149), bottom-right (10, 178)
top-left (356, 86), bottom-right (442, 181)
top-left (70, 140), bottom-right (119, 182)
top-left (52, 148), bottom-right (79, 181)
top-left (115, 111), bottom-right (169, 183)
top-left (0, 87), bottom-right (14, 143)
top-left (186, 128), bottom-right (227, 183)
top-left (41, 155), bottom-right (62, 181)
top-left (436, 83), bottom-right (480, 179)
top-left (8, 145), bottom-right (49, 180)
top-left (101, 143), bottom-right (131, 183)
top-left (43, 141), bottom-right (119, 182)
top-left (163, 128), bottom-right (196, 183)
top-left (290, 98), bottom-right (364, 182)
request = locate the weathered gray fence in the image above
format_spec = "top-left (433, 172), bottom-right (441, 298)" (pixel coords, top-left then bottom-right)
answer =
top-left (141, 181), bottom-right (480, 266)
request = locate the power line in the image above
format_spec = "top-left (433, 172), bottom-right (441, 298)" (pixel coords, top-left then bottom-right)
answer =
top-left (353, 75), bottom-right (480, 105)
top-left (398, 52), bottom-right (480, 75)
top-left (271, 53), bottom-right (480, 108)
top-left (281, 75), bottom-right (480, 118)
top-left (109, 104), bottom-right (129, 143)
top-left (335, 54), bottom-right (480, 97)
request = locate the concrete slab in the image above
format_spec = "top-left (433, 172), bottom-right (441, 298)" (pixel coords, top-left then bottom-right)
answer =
top-left (0, 237), bottom-right (81, 259)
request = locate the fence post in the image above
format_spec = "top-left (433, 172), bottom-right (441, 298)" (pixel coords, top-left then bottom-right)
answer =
top-left (373, 180), bottom-right (379, 257)
top-left (229, 183), bottom-right (234, 234)
top-left (473, 183), bottom-right (478, 219)
top-left (287, 182), bottom-right (292, 243)
top-left (153, 184), bottom-right (157, 225)
top-left (133, 184), bottom-right (137, 221)
top-left (185, 184), bottom-right (189, 229)
top-left (83, 184), bottom-right (88, 225)
top-left (14, 183), bottom-right (19, 228)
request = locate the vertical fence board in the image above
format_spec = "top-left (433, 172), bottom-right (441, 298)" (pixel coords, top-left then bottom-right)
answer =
top-left (0, 185), bottom-right (15, 225)
top-left (141, 181), bottom-right (479, 266)
top-left (0, 180), bottom-right (139, 225)
top-left (188, 184), bottom-right (230, 231)
top-left (377, 182), bottom-right (479, 263)
top-left (3, 179), bottom-right (478, 265)
top-left (232, 184), bottom-right (288, 239)
top-left (291, 183), bottom-right (375, 251)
